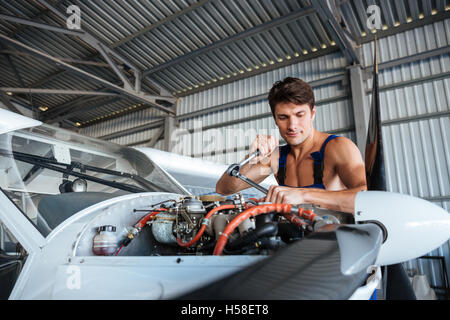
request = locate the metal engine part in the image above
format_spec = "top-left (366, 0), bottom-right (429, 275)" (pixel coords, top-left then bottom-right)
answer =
top-left (151, 213), bottom-right (177, 244)
top-left (149, 195), bottom-right (348, 254)
top-left (313, 215), bottom-right (341, 231)
top-left (182, 197), bottom-right (206, 214)
top-left (238, 216), bottom-right (256, 236)
top-left (152, 196), bottom-right (208, 245)
top-left (206, 214), bottom-right (236, 240)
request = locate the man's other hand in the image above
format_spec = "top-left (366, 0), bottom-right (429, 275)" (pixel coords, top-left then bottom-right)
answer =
top-left (265, 185), bottom-right (305, 204)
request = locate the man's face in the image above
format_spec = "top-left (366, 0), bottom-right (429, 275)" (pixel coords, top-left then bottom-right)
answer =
top-left (274, 102), bottom-right (316, 146)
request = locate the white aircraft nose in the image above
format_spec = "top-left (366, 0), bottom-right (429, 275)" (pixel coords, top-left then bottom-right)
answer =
top-left (354, 191), bottom-right (450, 266)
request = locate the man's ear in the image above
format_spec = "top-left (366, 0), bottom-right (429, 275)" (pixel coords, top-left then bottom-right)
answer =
top-left (311, 105), bottom-right (316, 121)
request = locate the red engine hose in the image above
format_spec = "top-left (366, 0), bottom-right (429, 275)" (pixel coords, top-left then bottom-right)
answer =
top-left (135, 208), bottom-right (167, 230)
top-left (177, 204), bottom-right (236, 247)
top-left (119, 208), bottom-right (168, 252)
top-left (213, 203), bottom-right (293, 255)
top-left (298, 207), bottom-right (319, 221)
top-left (282, 211), bottom-right (308, 228)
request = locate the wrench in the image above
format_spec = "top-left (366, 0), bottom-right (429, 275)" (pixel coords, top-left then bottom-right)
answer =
top-left (226, 149), bottom-right (269, 194)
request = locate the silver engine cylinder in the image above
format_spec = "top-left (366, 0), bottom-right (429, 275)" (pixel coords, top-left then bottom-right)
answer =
top-left (151, 213), bottom-right (177, 244)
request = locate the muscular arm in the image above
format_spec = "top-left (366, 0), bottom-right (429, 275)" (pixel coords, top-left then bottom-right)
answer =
top-left (216, 135), bottom-right (279, 195)
top-left (301, 186), bottom-right (366, 213)
top-left (265, 137), bottom-right (367, 213)
top-left (216, 151), bottom-right (278, 195)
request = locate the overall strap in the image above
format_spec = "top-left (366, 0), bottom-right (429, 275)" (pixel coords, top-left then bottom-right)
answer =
top-left (277, 144), bottom-right (290, 186)
top-left (310, 135), bottom-right (339, 185)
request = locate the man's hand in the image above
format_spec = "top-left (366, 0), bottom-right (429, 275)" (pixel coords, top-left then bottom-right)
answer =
top-left (249, 135), bottom-right (278, 165)
top-left (216, 134), bottom-right (279, 196)
top-left (264, 184), bottom-right (365, 214)
top-left (265, 185), bottom-right (306, 204)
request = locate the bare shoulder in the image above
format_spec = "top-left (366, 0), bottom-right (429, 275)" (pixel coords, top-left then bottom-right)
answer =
top-left (327, 136), bottom-right (357, 150)
top-left (326, 136), bottom-right (363, 164)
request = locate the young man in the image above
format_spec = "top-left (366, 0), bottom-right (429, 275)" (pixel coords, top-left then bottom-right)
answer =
top-left (215, 77), bottom-right (367, 214)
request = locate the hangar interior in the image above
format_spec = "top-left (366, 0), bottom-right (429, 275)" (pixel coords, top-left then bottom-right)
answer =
top-left (0, 0), bottom-right (449, 299)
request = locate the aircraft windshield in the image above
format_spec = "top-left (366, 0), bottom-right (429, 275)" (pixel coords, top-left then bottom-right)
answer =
top-left (0, 124), bottom-right (189, 237)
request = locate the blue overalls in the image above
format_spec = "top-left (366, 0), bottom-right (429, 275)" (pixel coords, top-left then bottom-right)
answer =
top-left (277, 135), bottom-right (339, 188)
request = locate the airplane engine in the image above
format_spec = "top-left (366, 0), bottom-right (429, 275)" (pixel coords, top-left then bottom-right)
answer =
top-left (95, 194), bottom-right (353, 257)
top-left (83, 191), bottom-right (449, 265)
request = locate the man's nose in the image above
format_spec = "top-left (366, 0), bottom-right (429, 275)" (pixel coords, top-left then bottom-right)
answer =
top-left (288, 116), bottom-right (299, 130)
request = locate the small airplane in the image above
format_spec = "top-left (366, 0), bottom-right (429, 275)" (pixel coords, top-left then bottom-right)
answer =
top-left (0, 108), bottom-right (449, 300)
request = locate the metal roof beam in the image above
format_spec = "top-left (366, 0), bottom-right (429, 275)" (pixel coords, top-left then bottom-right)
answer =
top-left (46, 96), bottom-right (122, 124)
top-left (26, 70), bottom-right (66, 88)
top-left (97, 43), bottom-right (133, 91)
top-left (6, 0), bottom-right (62, 37)
top-left (36, 0), bottom-right (174, 98)
top-left (36, 0), bottom-right (137, 72)
top-left (312, 1), bottom-right (359, 65)
top-left (98, 119), bottom-right (165, 140)
top-left (142, 6), bottom-right (316, 77)
top-left (2, 1), bottom-right (174, 99)
top-left (42, 95), bottom-right (105, 120)
top-left (2, 52), bottom-right (25, 87)
top-left (1, 50), bottom-right (37, 117)
top-left (0, 49), bottom-right (110, 68)
top-left (363, 45), bottom-right (450, 76)
top-left (0, 13), bottom-right (84, 36)
top-left (0, 88), bottom-right (118, 96)
top-left (0, 33), bottom-right (176, 116)
top-left (360, 11), bottom-right (450, 44)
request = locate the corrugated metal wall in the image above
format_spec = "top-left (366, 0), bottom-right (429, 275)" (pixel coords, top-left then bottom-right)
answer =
top-left (80, 107), bottom-right (165, 147)
top-left (175, 50), bottom-right (351, 164)
top-left (361, 19), bottom-right (450, 297)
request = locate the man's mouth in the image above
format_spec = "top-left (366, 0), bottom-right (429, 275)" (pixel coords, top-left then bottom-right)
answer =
top-left (286, 132), bottom-right (299, 137)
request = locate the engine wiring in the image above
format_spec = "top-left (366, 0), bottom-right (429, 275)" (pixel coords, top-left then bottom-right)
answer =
top-left (213, 203), bottom-right (322, 255)
top-left (176, 204), bottom-right (236, 247)
top-left (111, 195), bottom-right (329, 257)
top-left (114, 208), bottom-right (168, 255)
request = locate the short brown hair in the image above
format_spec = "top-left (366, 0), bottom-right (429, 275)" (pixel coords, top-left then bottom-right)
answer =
top-left (268, 77), bottom-right (315, 116)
